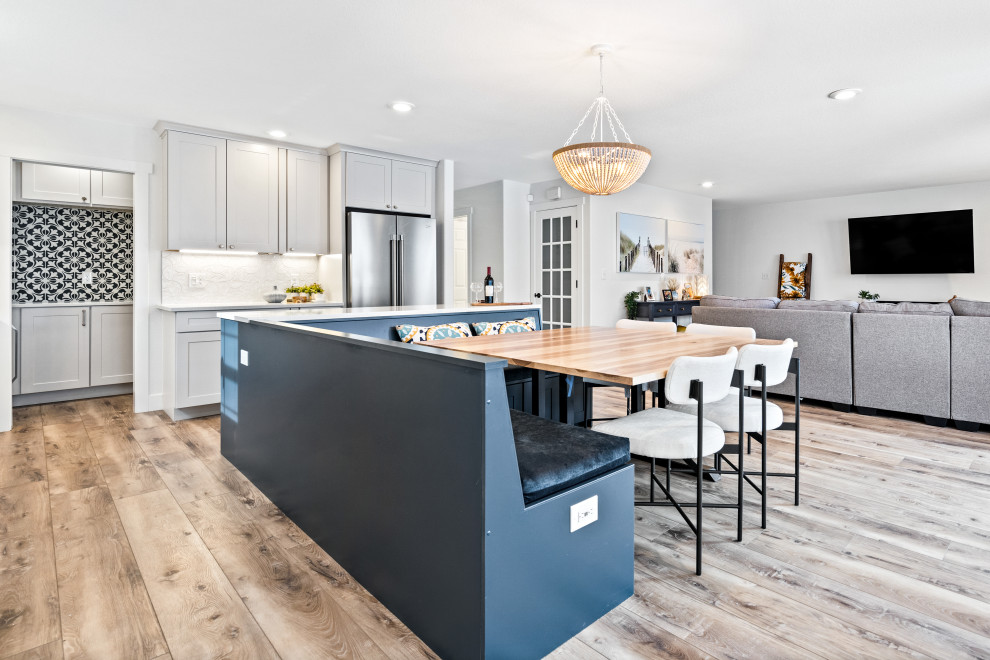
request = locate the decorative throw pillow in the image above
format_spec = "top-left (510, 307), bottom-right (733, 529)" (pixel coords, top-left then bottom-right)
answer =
top-left (395, 321), bottom-right (472, 343)
top-left (471, 316), bottom-right (538, 336)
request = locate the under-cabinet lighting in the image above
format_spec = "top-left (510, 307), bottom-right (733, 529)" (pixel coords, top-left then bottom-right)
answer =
top-left (284, 252), bottom-right (318, 257)
top-left (179, 249), bottom-right (259, 256)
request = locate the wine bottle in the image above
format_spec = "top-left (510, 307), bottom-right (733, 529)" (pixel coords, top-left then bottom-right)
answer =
top-left (484, 266), bottom-right (494, 303)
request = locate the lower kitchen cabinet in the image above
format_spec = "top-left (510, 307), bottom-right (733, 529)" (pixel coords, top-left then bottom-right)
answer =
top-left (175, 331), bottom-right (222, 408)
top-left (19, 307), bottom-right (91, 393)
top-left (90, 305), bottom-right (134, 386)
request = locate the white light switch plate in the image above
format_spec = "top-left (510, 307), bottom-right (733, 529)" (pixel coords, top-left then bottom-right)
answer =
top-left (239, 349), bottom-right (249, 366)
top-left (570, 495), bottom-right (598, 532)
top-left (189, 273), bottom-right (205, 288)
top-left (81, 269), bottom-right (93, 284)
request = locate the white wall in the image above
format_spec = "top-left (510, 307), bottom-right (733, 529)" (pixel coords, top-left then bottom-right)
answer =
top-left (454, 181), bottom-right (503, 290)
top-left (530, 178), bottom-right (713, 327)
top-left (501, 180), bottom-right (532, 302)
top-left (713, 181), bottom-right (990, 302)
top-left (0, 103), bottom-right (163, 423)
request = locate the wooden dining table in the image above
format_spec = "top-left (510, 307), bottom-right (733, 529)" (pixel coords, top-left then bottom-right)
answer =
top-left (431, 326), bottom-right (791, 424)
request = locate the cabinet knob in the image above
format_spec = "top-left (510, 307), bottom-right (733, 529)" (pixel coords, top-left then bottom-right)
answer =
top-left (386, 204), bottom-right (391, 209)
top-left (289, 247), bottom-right (295, 252)
top-left (219, 244), bottom-right (224, 248)
top-left (229, 245), bottom-right (234, 249)
top-left (393, 205), bottom-right (398, 209)
top-left (82, 196), bottom-right (87, 202)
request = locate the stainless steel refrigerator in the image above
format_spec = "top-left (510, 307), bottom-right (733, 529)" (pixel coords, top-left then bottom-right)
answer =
top-left (346, 211), bottom-right (437, 307)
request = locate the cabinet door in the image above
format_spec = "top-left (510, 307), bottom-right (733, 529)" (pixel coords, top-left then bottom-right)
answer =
top-left (21, 163), bottom-right (91, 204)
top-left (345, 153), bottom-right (391, 211)
top-left (90, 306), bottom-right (133, 386)
top-left (175, 331), bottom-right (222, 407)
top-left (166, 131), bottom-right (227, 250)
top-left (391, 160), bottom-right (435, 216)
top-left (12, 308), bottom-right (20, 395)
top-left (285, 150), bottom-right (328, 253)
top-left (227, 140), bottom-right (279, 253)
top-left (90, 170), bottom-right (134, 207)
top-left (20, 307), bottom-right (90, 393)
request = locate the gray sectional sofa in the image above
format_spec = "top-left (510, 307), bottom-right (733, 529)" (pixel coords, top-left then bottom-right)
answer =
top-left (692, 296), bottom-right (990, 429)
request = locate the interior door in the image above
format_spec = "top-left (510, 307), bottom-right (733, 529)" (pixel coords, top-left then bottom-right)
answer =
top-left (347, 212), bottom-right (395, 307)
top-left (397, 216), bottom-right (437, 305)
top-left (532, 206), bottom-right (581, 329)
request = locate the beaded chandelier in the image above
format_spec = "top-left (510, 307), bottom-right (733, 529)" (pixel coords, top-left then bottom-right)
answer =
top-left (553, 45), bottom-right (652, 196)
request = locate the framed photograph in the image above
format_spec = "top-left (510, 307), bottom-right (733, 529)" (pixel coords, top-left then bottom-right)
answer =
top-left (617, 213), bottom-right (665, 273)
top-left (666, 219), bottom-right (705, 274)
top-left (644, 286), bottom-right (657, 301)
top-left (662, 289), bottom-right (673, 301)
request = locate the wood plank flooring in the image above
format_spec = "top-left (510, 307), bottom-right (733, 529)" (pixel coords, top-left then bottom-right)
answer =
top-left (0, 393), bottom-right (988, 659)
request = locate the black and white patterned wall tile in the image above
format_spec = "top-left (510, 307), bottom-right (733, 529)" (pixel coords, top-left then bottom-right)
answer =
top-left (12, 203), bottom-right (133, 303)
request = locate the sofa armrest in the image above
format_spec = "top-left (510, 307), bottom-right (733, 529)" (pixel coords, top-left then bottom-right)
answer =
top-left (950, 316), bottom-right (990, 425)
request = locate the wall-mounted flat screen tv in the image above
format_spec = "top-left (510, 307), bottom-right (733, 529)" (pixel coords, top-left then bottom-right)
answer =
top-left (848, 209), bottom-right (974, 274)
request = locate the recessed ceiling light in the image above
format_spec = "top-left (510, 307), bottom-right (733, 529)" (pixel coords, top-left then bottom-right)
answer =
top-left (389, 101), bottom-right (415, 113)
top-left (827, 88), bottom-right (861, 101)
top-left (700, 181), bottom-right (714, 188)
top-left (267, 129), bottom-right (287, 138)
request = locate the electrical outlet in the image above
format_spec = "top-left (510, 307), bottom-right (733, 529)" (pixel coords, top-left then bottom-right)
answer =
top-left (189, 273), bottom-right (205, 289)
top-left (570, 495), bottom-right (598, 532)
top-left (239, 349), bottom-right (249, 366)
top-left (81, 269), bottom-right (94, 285)
top-left (761, 272), bottom-right (769, 280)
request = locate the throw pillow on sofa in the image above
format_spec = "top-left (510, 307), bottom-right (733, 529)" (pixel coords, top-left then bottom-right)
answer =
top-left (699, 295), bottom-right (780, 309)
top-left (858, 301), bottom-right (953, 316)
top-left (472, 316), bottom-right (538, 335)
top-left (949, 297), bottom-right (990, 317)
top-left (777, 299), bottom-right (859, 312)
top-left (395, 321), bottom-right (472, 343)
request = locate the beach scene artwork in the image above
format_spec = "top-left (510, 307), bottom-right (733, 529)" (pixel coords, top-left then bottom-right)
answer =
top-left (667, 219), bottom-right (705, 274)
top-left (617, 213), bottom-right (665, 273)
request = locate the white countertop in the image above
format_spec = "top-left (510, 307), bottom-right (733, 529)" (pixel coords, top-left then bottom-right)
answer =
top-left (218, 303), bottom-right (539, 323)
top-left (156, 301), bottom-right (344, 312)
top-left (13, 301), bottom-right (133, 308)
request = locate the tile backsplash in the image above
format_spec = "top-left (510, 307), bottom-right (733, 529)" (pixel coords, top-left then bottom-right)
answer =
top-left (161, 252), bottom-right (323, 304)
top-left (12, 203), bottom-right (133, 303)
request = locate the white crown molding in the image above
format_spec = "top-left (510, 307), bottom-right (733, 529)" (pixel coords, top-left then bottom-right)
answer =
top-left (153, 120), bottom-right (326, 155)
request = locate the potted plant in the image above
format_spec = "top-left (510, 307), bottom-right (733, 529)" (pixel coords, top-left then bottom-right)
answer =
top-left (858, 290), bottom-right (880, 302)
top-left (623, 290), bottom-right (641, 320)
top-left (306, 283), bottom-right (325, 302)
top-left (285, 285), bottom-right (307, 302)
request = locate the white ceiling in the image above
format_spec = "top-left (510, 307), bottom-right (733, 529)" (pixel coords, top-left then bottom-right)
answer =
top-left (2, 0), bottom-right (989, 206)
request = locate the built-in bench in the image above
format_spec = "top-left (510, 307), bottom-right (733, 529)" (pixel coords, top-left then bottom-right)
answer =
top-left (219, 317), bottom-right (634, 658)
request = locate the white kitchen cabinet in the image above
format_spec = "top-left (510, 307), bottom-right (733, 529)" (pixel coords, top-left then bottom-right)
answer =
top-left (19, 307), bottom-right (90, 394)
top-left (11, 308), bottom-right (20, 395)
top-left (21, 163), bottom-right (91, 204)
top-left (345, 153), bottom-right (392, 212)
top-left (390, 160), bottom-right (435, 215)
top-left (285, 149), bottom-right (329, 253)
top-left (90, 170), bottom-right (134, 207)
top-left (175, 331), bottom-right (222, 408)
top-left (226, 140), bottom-right (279, 253)
top-left (165, 131), bottom-right (227, 250)
top-left (90, 305), bottom-right (134, 386)
top-left (345, 153), bottom-right (434, 216)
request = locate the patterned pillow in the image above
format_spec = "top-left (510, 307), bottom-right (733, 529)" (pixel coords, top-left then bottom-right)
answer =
top-left (395, 322), bottom-right (472, 343)
top-left (471, 316), bottom-right (538, 336)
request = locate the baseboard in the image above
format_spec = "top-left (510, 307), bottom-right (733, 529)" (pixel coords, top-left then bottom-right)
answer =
top-left (164, 403), bottom-right (220, 421)
top-left (14, 384), bottom-right (133, 407)
top-left (143, 393), bottom-right (164, 413)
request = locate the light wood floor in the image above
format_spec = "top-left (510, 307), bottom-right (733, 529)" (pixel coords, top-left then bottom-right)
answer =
top-left (1, 393), bottom-right (988, 659)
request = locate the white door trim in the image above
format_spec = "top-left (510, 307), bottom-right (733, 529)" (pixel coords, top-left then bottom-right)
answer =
top-left (2, 152), bottom-right (153, 431)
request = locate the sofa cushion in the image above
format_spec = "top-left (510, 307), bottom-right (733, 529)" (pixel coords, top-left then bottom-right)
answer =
top-left (949, 297), bottom-right (990, 317)
top-left (858, 301), bottom-right (953, 316)
top-left (472, 316), bottom-right (538, 336)
top-left (776, 299), bottom-right (859, 312)
top-left (700, 295), bottom-right (780, 309)
top-left (510, 410), bottom-right (629, 504)
top-left (395, 321), bottom-right (472, 343)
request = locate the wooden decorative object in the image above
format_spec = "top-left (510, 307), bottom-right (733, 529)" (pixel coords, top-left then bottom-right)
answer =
top-left (778, 253), bottom-right (812, 299)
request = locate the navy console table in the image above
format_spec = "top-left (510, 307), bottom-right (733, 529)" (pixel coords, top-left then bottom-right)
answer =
top-left (637, 298), bottom-right (700, 323)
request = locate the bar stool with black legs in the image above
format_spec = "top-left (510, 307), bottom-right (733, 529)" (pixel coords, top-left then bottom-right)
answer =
top-left (584, 319), bottom-right (677, 427)
top-left (593, 348), bottom-right (745, 575)
top-left (668, 339), bottom-right (798, 528)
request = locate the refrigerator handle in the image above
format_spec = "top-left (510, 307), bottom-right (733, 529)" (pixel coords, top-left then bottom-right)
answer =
top-left (390, 235), bottom-right (399, 306)
top-left (397, 234), bottom-right (404, 306)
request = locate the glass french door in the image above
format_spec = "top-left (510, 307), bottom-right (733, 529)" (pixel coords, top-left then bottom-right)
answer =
top-left (532, 206), bottom-right (580, 329)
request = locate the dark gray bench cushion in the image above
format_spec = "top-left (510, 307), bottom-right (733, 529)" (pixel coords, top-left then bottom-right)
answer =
top-left (510, 410), bottom-right (629, 504)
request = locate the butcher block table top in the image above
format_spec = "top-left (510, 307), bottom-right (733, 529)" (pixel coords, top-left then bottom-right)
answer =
top-left (431, 326), bottom-right (793, 386)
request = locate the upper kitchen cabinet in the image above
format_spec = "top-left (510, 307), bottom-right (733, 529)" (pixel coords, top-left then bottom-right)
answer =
top-left (165, 131), bottom-right (227, 250)
top-left (345, 152), bottom-right (435, 216)
top-left (90, 170), bottom-right (134, 207)
top-left (285, 149), bottom-right (329, 253)
top-left (21, 163), bottom-right (91, 204)
top-left (226, 140), bottom-right (279, 253)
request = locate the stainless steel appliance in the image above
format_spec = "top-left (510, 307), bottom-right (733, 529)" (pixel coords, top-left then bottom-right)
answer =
top-left (346, 211), bottom-right (437, 307)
